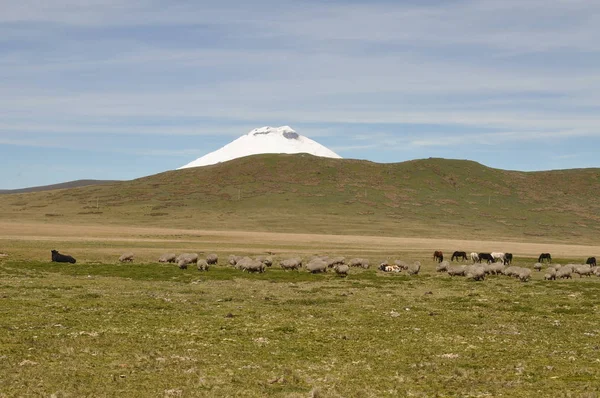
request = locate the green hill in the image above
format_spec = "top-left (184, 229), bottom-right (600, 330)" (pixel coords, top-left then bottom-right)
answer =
top-left (2, 155), bottom-right (600, 243)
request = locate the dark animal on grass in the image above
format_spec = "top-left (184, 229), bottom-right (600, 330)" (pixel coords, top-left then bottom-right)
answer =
top-left (51, 249), bottom-right (76, 264)
top-left (451, 251), bottom-right (468, 261)
top-left (538, 253), bottom-right (552, 263)
top-left (478, 253), bottom-right (494, 264)
top-left (585, 257), bottom-right (597, 267)
top-left (433, 251), bottom-right (444, 263)
top-left (504, 253), bottom-right (513, 265)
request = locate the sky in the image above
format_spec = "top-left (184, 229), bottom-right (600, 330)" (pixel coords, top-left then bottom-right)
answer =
top-left (1, 0), bottom-right (599, 189)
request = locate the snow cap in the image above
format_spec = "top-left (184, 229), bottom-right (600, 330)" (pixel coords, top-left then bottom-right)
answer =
top-left (178, 126), bottom-right (341, 169)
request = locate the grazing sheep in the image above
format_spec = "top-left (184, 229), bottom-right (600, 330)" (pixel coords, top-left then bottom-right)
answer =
top-left (348, 258), bottom-right (370, 269)
top-left (256, 256), bottom-right (273, 267)
top-left (594, 267), bottom-right (600, 277)
top-left (158, 253), bottom-right (177, 263)
top-left (228, 255), bottom-right (242, 266)
top-left (556, 266), bottom-right (572, 279)
top-left (177, 253), bottom-right (199, 269)
top-left (516, 267), bottom-right (531, 282)
top-left (407, 261), bottom-right (421, 275)
top-left (544, 268), bottom-right (557, 280)
top-left (206, 253), bottom-right (218, 265)
top-left (334, 264), bottom-right (349, 277)
top-left (533, 262), bottom-right (543, 271)
top-left (119, 252), bottom-right (134, 263)
top-left (502, 266), bottom-right (519, 277)
top-left (465, 265), bottom-right (486, 281)
top-left (280, 257), bottom-right (302, 271)
top-left (573, 264), bottom-right (593, 278)
top-left (326, 257), bottom-right (346, 268)
top-left (447, 265), bottom-right (466, 277)
top-left (552, 263), bottom-right (562, 271)
top-left (197, 259), bottom-right (209, 271)
top-left (489, 262), bottom-right (506, 275)
top-left (51, 250), bottom-right (76, 264)
top-left (436, 260), bottom-right (449, 272)
top-left (306, 259), bottom-right (328, 274)
top-left (237, 257), bottom-right (265, 273)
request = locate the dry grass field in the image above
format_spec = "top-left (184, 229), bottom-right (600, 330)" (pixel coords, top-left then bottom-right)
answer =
top-left (2, 221), bottom-right (600, 397)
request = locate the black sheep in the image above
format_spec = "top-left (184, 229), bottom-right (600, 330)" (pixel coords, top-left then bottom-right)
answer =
top-left (51, 249), bottom-right (76, 264)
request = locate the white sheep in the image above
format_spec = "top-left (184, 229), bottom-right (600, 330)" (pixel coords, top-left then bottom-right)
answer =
top-left (158, 253), bottom-right (177, 263)
top-left (119, 252), bottom-right (134, 263)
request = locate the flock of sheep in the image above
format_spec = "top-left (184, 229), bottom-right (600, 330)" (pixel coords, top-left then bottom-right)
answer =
top-left (48, 249), bottom-right (600, 282)
top-left (434, 253), bottom-right (600, 282)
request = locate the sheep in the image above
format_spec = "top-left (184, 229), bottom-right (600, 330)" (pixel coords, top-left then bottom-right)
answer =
top-left (118, 252), bottom-right (134, 263)
top-left (533, 262), bottom-right (543, 272)
top-left (516, 267), bottom-right (531, 282)
top-left (333, 264), bottom-right (349, 277)
top-left (306, 259), bottom-right (328, 274)
top-left (206, 253), bottom-right (218, 265)
top-left (436, 260), bottom-right (449, 272)
top-left (544, 268), bottom-right (557, 280)
top-left (348, 258), bottom-right (370, 269)
top-left (326, 257), bottom-right (346, 268)
top-left (502, 266), bottom-right (519, 277)
top-left (158, 253), bottom-right (177, 263)
top-left (556, 266), bottom-right (572, 279)
top-left (197, 259), bottom-right (209, 271)
top-left (51, 249), bottom-right (76, 264)
top-left (447, 265), bottom-right (466, 277)
top-left (552, 263), bottom-right (562, 271)
top-left (394, 260), bottom-right (409, 270)
top-left (407, 261), bottom-right (421, 275)
top-left (594, 267), bottom-right (600, 277)
top-left (489, 262), bottom-right (506, 275)
top-left (280, 257), bottom-right (302, 271)
top-left (256, 256), bottom-right (273, 267)
top-left (465, 265), bottom-right (486, 281)
top-left (237, 257), bottom-right (265, 273)
top-left (573, 264), bottom-right (593, 278)
top-left (177, 253), bottom-right (199, 269)
top-left (228, 255), bottom-right (242, 266)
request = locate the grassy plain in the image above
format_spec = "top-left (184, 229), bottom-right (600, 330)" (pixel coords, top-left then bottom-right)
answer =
top-left (1, 222), bottom-right (600, 397)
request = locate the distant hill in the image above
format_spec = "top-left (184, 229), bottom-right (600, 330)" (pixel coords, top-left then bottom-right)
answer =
top-left (1, 155), bottom-right (599, 244)
top-left (0, 180), bottom-right (120, 194)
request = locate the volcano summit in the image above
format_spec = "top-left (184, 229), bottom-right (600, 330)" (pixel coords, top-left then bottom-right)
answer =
top-left (178, 126), bottom-right (342, 169)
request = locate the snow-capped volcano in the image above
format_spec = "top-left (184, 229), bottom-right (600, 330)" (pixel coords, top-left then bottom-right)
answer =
top-left (178, 126), bottom-right (342, 169)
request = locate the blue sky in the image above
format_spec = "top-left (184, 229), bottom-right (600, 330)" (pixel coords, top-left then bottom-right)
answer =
top-left (1, 0), bottom-right (599, 189)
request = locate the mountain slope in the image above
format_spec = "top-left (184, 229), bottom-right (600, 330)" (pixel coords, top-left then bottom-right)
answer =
top-left (1, 155), bottom-right (600, 243)
top-left (179, 126), bottom-right (341, 169)
top-left (0, 180), bottom-right (120, 195)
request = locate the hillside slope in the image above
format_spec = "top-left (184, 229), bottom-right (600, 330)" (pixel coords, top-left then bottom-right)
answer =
top-left (0, 179), bottom-right (119, 194)
top-left (1, 155), bottom-right (599, 243)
